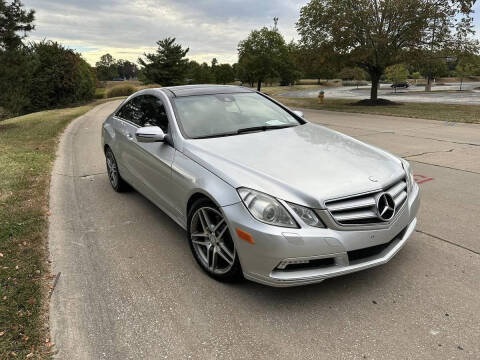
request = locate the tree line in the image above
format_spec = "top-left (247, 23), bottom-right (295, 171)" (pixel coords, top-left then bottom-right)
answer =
top-left (0, 0), bottom-right (95, 115)
top-left (1, 0), bottom-right (479, 116)
top-left (133, 0), bottom-right (479, 102)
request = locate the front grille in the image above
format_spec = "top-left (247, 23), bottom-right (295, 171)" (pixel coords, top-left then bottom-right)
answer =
top-left (325, 177), bottom-right (407, 226)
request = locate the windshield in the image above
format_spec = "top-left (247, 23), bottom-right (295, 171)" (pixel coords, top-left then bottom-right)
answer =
top-left (172, 93), bottom-right (302, 139)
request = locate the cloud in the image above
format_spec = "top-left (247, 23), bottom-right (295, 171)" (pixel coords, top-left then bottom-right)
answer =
top-left (21, 0), bottom-right (480, 66)
top-left (22, 0), bottom-right (308, 65)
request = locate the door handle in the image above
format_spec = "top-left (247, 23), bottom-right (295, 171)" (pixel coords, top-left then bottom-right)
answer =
top-left (126, 133), bottom-right (134, 141)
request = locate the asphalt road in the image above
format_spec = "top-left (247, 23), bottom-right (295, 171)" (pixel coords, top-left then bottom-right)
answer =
top-left (280, 82), bottom-right (480, 104)
top-left (49, 101), bottom-right (480, 359)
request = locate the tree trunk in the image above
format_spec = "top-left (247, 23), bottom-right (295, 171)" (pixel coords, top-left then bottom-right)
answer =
top-left (370, 72), bottom-right (381, 102)
top-left (257, 79), bottom-right (262, 92)
top-left (425, 76), bottom-right (432, 92)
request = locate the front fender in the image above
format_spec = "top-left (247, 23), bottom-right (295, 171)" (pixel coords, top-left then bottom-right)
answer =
top-left (171, 150), bottom-right (241, 220)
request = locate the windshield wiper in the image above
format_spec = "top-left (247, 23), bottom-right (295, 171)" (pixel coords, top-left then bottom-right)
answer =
top-left (194, 131), bottom-right (238, 139)
top-left (193, 124), bottom-right (297, 139)
top-left (236, 124), bottom-right (297, 134)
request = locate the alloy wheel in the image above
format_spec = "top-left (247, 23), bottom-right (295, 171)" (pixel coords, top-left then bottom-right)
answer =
top-left (190, 206), bottom-right (236, 275)
top-left (106, 150), bottom-right (119, 189)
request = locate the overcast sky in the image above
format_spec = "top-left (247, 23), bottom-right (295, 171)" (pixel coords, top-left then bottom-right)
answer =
top-left (22, 0), bottom-right (480, 66)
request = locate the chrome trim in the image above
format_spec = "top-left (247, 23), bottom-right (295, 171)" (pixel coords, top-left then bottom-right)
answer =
top-left (324, 175), bottom-right (408, 228)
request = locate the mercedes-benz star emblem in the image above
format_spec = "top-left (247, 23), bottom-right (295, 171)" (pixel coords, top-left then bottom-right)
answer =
top-left (376, 192), bottom-right (396, 221)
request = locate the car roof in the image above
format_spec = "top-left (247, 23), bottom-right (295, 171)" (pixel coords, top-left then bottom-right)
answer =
top-left (161, 85), bottom-right (254, 97)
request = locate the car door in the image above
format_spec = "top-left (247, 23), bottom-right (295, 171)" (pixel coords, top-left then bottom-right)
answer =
top-left (121, 94), bottom-right (177, 213)
top-left (112, 98), bottom-right (138, 185)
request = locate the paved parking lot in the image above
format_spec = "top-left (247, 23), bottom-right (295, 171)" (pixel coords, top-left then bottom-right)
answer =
top-left (281, 82), bottom-right (480, 104)
top-left (49, 101), bottom-right (480, 359)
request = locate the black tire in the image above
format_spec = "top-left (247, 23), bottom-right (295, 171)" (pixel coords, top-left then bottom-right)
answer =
top-left (187, 198), bottom-right (243, 283)
top-left (105, 147), bottom-right (130, 192)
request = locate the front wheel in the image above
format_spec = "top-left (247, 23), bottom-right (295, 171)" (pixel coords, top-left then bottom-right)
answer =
top-left (187, 199), bottom-right (243, 282)
top-left (105, 147), bottom-right (130, 192)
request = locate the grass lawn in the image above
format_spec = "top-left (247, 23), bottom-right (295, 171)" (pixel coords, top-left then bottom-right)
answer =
top-left (0, 98), bottom-right (120, 359)
top-left (275, 97), bottom-right (480, 124)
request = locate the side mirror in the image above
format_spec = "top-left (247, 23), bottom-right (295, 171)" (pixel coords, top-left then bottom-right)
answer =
top-left (135, 126), bottom-right (165, 143)
top-left (293, 110), bottom-right (304, 118)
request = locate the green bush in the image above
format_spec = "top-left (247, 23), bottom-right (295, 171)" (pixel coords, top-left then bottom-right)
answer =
top-left (27, 41), bottom-right (95, 112)
top-left (106, 85), bottom-right (136, 98)
top-left (0, 41), bottom-right (96, 115)
top-left (0, 48), bottom-right (37, 115)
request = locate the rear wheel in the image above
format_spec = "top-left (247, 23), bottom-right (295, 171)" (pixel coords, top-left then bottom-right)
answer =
top-left (188, 199), bottom-right (243, 282)
top-left (105, 147), bottom-right (130, 192)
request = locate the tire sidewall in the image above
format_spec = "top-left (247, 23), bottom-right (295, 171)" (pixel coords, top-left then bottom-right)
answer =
top-left (105, 147), bottom-right (130, 192)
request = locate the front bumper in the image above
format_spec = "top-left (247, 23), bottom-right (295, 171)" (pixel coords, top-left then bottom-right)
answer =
top-left (222, 183), bottom-right (420, 287)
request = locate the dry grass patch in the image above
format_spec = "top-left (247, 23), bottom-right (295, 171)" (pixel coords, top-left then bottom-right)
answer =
top-left (0, 99), bottom-right (117, 358)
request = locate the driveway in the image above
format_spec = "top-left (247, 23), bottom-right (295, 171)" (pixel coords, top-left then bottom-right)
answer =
top-left (280, 82), bottom-right (480, 104)
top-left (49, 101), bottom-right (480, 359)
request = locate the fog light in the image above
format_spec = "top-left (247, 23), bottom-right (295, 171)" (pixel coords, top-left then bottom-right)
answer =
top-left (277, 259), bottom-right (310, 270)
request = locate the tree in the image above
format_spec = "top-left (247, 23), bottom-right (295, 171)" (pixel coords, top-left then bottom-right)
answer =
top-left (0, 0), bottom-right (35, 51)
top-left (296, 0), bottom-right (477, 103)
top-left (416, 57), bottom-right (448, 83)
top-left (0, 46), bottom-right (36, 114)
top-left (455, 56), bottom-right (479, 90)
top-left (214, 63), bottom-right (235, 84)
top-left (236, 55), bottom-right (256, 87)
top-left (27, 41), bottom-right (95, 112)
top-left (117, 59), bottom-right (138, 80)
top-left (411, 71), bottom-right (422, 85)
top-left (187, 60), bottom-right (215, 84)
top-left (238, 25), bottom-right (292, 91)
top-left (138, 37), bottom-right (189, 86)
top-left (289, 41), bottom-right (340, 82)
top-left (0, 0), bottom-right (35, 114)
top-left (417, 0), bottom-right (479, 91)
top-left (95, 53), bottom-right (118, 81)
top-left (278, 41), bottom-right (302, 86)
top-left (385, 64), bottom-right (409, 93)
top-left (339, 66), bottom-right (367, 88)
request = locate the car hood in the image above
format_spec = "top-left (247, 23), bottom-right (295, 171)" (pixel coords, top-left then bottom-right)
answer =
top-left (182, 123), bottom-right (404, 208)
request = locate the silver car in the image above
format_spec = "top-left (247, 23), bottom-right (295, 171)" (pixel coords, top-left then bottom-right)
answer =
top-left (102, 85), bottom-right (420, 287)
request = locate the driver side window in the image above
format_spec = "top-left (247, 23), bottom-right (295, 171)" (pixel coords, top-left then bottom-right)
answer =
top-left (116, 95), bottom-right (169, 134)
top-left (136, 95), bottom-right (169, 133)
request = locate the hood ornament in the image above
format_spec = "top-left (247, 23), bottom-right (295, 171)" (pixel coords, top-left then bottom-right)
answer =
top-left (368, 176), bottom-right (379, 182)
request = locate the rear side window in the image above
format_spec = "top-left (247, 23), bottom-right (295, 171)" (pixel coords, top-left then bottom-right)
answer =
top-left (116, 95), bottom-right (169, 133)
top-left (115, 98), bottom-right (138, 122)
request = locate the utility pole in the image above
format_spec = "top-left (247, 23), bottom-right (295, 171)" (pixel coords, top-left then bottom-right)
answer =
top-left (273, 17), bottom-right (278, 31)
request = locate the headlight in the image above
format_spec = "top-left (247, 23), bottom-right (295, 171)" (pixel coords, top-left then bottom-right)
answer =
top-left (238, 188), bottom-right (297, 228)
top-left (287, 202), bottom-right (325, 228)
top-left (401, 159), bottom-right (415, 193)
